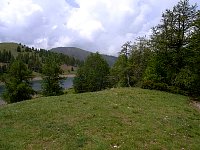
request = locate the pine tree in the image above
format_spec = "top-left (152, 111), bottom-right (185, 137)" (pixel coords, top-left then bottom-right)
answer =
top-left (17, 46), bottom-right (21, 52)
top-left (41, 57), bottom-right (63, 96)
top-left (3, 60), bottom-right (34, 103)
top-left (74, 53), bottom-right (110, 93)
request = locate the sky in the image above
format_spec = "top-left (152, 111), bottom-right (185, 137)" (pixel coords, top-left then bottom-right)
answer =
top-left (0, 0), bottom-right (199, 56)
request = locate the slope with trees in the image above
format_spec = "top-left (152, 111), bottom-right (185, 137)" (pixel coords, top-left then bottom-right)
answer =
top-left (0, 42), bottom-right (82, 76)
top-left (51, 47), bottom-right (117, 66)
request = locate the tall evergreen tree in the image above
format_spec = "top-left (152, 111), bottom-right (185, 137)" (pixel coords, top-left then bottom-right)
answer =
top-left (3, 60), bottom-right (34, 103)
top-left (74, 53), bottom-right (110, 93)
top-left (111, 54), bottom-right (129, 87)
top-left (41, 57), bottom-right (63, 96)
top-left (111, 37), bottom-right (152, 87)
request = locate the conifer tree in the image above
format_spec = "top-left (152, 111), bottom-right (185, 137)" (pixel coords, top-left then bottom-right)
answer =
top-left (3, 60), bottom-right (34, 103)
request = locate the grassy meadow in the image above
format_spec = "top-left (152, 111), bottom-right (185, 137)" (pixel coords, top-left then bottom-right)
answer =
top-left (0, 42), bottom-right (21, 57)
top-left (0, 88), bottom-right (199, 149)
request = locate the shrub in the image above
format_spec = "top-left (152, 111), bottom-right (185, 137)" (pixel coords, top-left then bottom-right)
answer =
top-left (142, 80), bottom-right (168, 91)
top-left (167, 86), bottom-right (188, 96)
top-left (141, 80), bottom-right (154, 90)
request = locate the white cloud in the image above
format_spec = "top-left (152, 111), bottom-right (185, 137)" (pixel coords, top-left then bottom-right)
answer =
top-left (52, 36), bottom-right (72, 48)
top-left (34, 38), bottom-right (48, 48)
top-left (67, 8), bottom-right (104, 40)
top-left (0, 0), bottom-right (199, 56)
top-left (0, 0), bottom-right (42, 26)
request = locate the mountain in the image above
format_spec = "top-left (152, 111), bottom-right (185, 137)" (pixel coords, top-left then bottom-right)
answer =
top-left (0, 43), bottom-right (117, 66)
top-left (51, 47), bottom-right (117, 66)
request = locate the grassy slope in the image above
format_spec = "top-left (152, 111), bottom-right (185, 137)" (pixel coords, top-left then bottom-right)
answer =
top-left (0, 42), bottom-right (19, 50)
top-left (0, 88), bottom-right (199, 149)
top-left (0, 42), bottom-right (20, 57)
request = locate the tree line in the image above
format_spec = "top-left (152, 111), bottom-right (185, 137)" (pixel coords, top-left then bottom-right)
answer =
top-left (112, 0), bottom-right (200, 97)
top-left (2, 57), bottom-right (64, 103)
top-left (74, 0), bottom-right (200, 98)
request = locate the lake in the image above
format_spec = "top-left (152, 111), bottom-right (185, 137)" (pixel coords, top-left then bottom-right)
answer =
top-left (0, 77), bottom-right (74, 97)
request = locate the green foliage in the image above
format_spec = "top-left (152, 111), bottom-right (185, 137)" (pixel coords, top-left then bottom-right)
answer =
top-left (111, 37), bottom-right (152, 87)
top-left (141, 0), bottom-right (200, 96)
top-left (17, 45), bottom-right (21, 52)
top-left (0, 50), bottom-right (13, 63)
top-left (111, 0), bottom-right (200, 97)
top-left (141, 80), bottom-right (188, 95)
top-left (174, 67), bottom-right (195, 90)
top-left (41, 57), bottom-right (64, 96)
top-left (110, 54), bottom-right (130, 87)
top-left (142, 80), bottom-right (168, 91)
top-left (2, 60), bottom-right (34, 103)
top-left (74, 53), bottom-right (110, 93)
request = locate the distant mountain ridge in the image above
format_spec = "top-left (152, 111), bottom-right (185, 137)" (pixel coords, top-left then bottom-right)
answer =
top-left (0, 43), bottom-right (117, 66)
top-left (51, 47), bottom-right (117, 66)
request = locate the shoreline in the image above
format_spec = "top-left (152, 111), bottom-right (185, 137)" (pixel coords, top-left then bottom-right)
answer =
top-left (0, 74), bottom-right (76, 83)
top-left (0, 74), bottom-right (75, 105)
top-left (32, 74), bottom-right (75, 81)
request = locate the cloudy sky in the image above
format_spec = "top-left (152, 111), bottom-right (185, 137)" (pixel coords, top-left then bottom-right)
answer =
top-left (0, 0), bottom-right (199, 55)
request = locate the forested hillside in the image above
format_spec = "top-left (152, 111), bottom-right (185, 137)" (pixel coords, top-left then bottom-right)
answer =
top-left (0, 42), bottom-right (81, 75)
top-left (51, 47), bottom-right (117, 66)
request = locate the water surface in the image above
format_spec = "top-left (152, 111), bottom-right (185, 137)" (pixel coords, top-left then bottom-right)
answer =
top-left (0, 77), bottom-right (74, 101)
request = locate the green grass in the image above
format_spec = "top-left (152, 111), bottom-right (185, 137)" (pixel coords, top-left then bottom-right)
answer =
top-left (0, 88), bottom-right (199, 149)
top-left (0, 42), bottom-right (34, 57)
top-left (0, 42), bottom-right (19, 57)
top-left (0, 42), bottom-right (19, 50)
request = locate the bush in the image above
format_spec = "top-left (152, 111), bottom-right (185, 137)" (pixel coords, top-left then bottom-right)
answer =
top-left (142, 80), bottom-right (168, 91)
top-left (141, 80), bottom-right (154, 90)
top-left (142, 80), bottom-right (189, 96)
top-left (153, 82), bottom-right (168, 91)
top-left (167, 86), bottom-right (188, 96)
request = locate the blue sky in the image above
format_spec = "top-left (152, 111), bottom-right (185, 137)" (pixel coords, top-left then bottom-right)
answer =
top-left (0, 0), bottom-right (199, 55)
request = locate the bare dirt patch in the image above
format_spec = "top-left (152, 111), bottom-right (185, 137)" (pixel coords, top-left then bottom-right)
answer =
top-left (191, 100), bottom-right (200, 111)
top-left (0, 100), bottom-right (6, 106)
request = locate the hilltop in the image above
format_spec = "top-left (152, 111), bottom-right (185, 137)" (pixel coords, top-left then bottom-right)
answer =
top-left (0, 42), bottom-right (24, 57)
top-left (51, 47), bottom-right (117, 66)
top-left (0, 42), bottom-right (81, 75)
top-left (0, 88), bottom-right (199, 149)
top-left (0, 42), bottom-right (20, 49)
